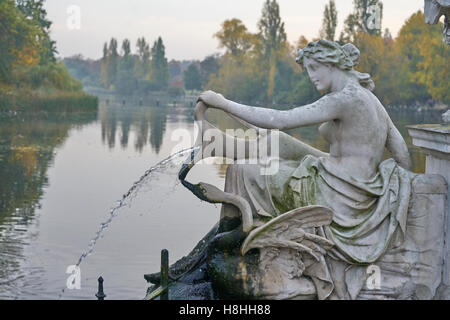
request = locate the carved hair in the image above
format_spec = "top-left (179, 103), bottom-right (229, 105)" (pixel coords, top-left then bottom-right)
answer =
top-left (296, 40), bottom-right (375, 91)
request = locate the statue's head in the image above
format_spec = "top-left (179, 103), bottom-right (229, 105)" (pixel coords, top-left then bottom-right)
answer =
top-left (296, 40), bottom-right (375, 92)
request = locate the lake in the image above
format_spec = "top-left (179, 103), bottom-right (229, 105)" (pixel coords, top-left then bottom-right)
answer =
top-left (0, 96), bottom-right (444, 299)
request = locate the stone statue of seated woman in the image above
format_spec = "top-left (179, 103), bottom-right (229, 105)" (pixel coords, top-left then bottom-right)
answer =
top-left (145, 40), bottom-right (448, 300)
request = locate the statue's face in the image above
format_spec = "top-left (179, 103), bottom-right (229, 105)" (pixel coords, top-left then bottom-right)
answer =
top-left (303, 57), bottom-right (333, 92)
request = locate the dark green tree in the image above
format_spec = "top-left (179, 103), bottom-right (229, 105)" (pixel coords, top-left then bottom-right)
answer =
top-left (184, 64), bottom-right (202, 91)
top-left (100, 42), bottom-right (109, 86)
top-left (320, 0), bottom-right (338, 41)
top-left (115, 63), bottom-right (137, 95)
top-left (16, 0), bottom-right (57, 64)
top-left (200, 55), bottom-right (220, 87)
top-left (0, 0), bottom-right (40, 82)
top-left (136, 37), bottom-right (149, 60)
top-left (136, 37), bottom-right (150, 79)
top-left (0, 0), bottom-right (86, 96)
top-left (257, 0), bottom-right (287, 104)
top-left (149, 37), bottom-right (169, 90)
top-left (258, 0), bottom-right (286, 58)
top-left (106, 38), bottom-right (119, 87)
top-left (121, 39), bottom-right (131, 57)
top-left (115, 39), bottom-right (137, 95)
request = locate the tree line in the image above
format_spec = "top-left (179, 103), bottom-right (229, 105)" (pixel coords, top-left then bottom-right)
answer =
top-left (205, 0), bottom-right (448, 107)
top-left (64, 0), bottom-right (449, 107)
top-left (99, 36), bottom-right (169, 95)
top-left (66, 35), bottom-right (221, 97)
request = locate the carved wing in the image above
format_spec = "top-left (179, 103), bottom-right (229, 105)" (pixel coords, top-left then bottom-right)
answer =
top-left (241, 205), bottom-right (334, 261)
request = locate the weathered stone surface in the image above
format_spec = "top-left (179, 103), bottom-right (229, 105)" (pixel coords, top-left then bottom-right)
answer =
top-left (443, 110), bottom-right (450, 123)
top-left (408, 124), bottom-right (450, 295)
top-left (424, 0), bottom-right (450, 44)
top-left (146, 173), bottom-right (448, 300)
top-left (147, 40), bottom-right (449, 300)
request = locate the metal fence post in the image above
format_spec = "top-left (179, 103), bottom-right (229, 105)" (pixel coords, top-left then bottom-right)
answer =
top-left (161, 249), bottom-right (169, 300)
top-left (95, 276), bottom-right (106, 300)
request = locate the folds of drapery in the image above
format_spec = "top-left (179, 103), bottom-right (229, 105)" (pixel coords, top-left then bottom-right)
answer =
top-left (287, 155), bottom-right (411, 265)
top-left (221, 153), bottom-right (412, 299)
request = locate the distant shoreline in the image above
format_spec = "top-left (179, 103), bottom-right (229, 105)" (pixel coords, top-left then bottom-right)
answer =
top-left (0, 89), bottom-right (98, 113)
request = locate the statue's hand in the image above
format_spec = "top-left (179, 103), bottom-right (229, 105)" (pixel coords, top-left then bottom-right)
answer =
top-left (198, 90), bottom-right (228, 111)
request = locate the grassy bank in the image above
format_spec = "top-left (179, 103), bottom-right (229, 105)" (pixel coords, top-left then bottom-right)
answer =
top-left (0, 89), bottom-right (98, 112)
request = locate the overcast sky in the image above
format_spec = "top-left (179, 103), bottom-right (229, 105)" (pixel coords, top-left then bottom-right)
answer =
top-left (44, 0), bottom-right (425, 61)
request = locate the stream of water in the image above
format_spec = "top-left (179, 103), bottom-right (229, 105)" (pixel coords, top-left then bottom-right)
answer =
top-left (59, 146), bottom-right (199, 298)
top-left (75, 146), bottom-right (198, 268)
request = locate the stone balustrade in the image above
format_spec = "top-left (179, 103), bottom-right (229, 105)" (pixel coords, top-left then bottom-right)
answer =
top-left (407, 122), bottom-right (450, 291)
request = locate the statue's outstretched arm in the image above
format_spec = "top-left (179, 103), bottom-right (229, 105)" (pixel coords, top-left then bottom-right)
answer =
top-left (198, 91), bottom-right (343, 130)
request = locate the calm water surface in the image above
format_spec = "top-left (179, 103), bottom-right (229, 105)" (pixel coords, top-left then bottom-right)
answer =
top-left (0, 97), bottom-right (443, 299)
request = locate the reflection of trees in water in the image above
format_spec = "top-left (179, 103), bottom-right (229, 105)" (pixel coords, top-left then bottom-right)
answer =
top-left (99, 104), bottom-right (168, 153)
top-left (120, 111), bottom-right (133, 148)
top-left (100, 105), bottom-right (117, 149)
top-left (134, 109), bottom-right (151, 152)
top-left (107, 112), bottom-right (117, 149)
top-left (149, 108), bottom-right (167, 153)
top-left (0, 112), bottom-right (97, 291)
top-left (0, 113), bottom-right (97, 221)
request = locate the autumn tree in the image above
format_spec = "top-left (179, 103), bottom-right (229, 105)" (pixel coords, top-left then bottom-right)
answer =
top-left (206, 54), bottom-right (267, 104)
top-left (394, 11), bottom-right (449, 104)
top-left (258, 0), bottom-right (287, 104)
top-left (1, 0), bottom-right (81, 93)
top-left (0, 0), bottom-right (40, 82)
top-left (296, 36), bottom-right (309, 50)
top-left (207, 1), bottom-right (317, 106)
top-left (351, 10), bottom-right (448, 105)
top-left (206, 4), bottom-right (447, 109)
top-left (214, 19), bottom-right (255, 57)
top-left (417, 34), bottom-right (449, 104)
top-left (353, 33), bottom-right (393, 103)
top-left (16, 0), bottom-right (57, 64)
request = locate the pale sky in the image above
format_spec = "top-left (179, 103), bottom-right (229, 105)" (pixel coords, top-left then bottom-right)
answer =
top-left (44, 0), bottom-right (425, 61)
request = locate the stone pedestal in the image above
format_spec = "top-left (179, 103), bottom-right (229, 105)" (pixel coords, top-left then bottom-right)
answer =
top-left (407, 124), bottom-right (450, 288)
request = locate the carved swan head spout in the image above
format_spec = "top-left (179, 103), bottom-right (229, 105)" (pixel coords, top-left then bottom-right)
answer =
top-left (296, 40), bottom-right (375, 93)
